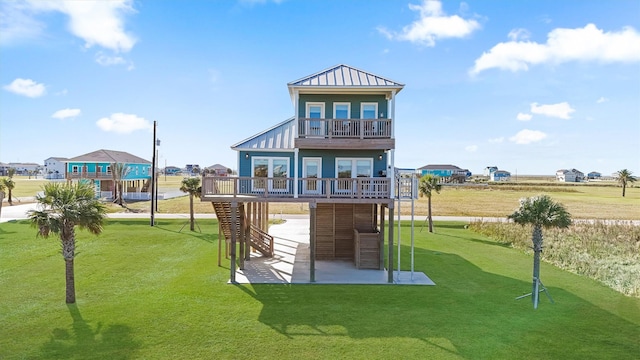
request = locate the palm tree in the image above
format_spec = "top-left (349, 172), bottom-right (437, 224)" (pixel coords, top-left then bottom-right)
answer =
top-left (180, 177), bottom-right (201, 231)
top-left (28, 182), bottom-right (107, 304)
top-left (418, 174), bottom-right (442, 233)
top-left (508, 195), bottom-right (572, 308)
top-left (1, 177), bottom-right (16, 205)
top-left (615, 169), bottom-right (636, 197)
top-left (110, 162), bottom-right (131, 206)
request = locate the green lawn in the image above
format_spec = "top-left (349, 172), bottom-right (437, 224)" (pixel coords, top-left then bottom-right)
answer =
top-left (1, 219), bottom-right (638, 359)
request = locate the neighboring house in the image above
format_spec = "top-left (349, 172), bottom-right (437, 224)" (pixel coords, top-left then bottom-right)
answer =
top-left (490, 170), bottom-right (511, 181)
top-left (185, 164), bottom-right (200, 174)
top-left (66, 149), bottom-right (152, 199)
top-left (417, 164), bottom-right (470, 183)
top-left (205, 164), bottom-right (231, 176)
top-left (587, 171), bottom-right (601, 179)
top-left (4, 162), bottom-right (41, 176)
top-left (556, 168), bottom-right (584, 182)
top-left (43, 157), bottom-right (68, 180)
top-left (0, 162), bottom-right (9, 176)
top-left (484, 166), bottom-right (498, 176)
top-left (201, 64), bottom-right (404, 283)
top-left (164, 166), bottom-right (182, 175)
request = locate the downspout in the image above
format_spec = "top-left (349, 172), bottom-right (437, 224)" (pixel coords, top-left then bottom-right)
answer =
top-left (389, 90), bottom-right (396, 199)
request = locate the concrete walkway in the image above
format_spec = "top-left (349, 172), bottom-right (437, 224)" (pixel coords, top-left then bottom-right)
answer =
top-left (234, 216), bottom-right (435, 286)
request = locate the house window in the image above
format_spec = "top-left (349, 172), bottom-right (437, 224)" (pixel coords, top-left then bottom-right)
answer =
top-left (252, 157), bottom-right (290, 192)
top-left (72, 165), bottom-right (79, 173)
top-left (306, 102), bottom-right (325, 136)
top-left (361, 103), bottom-right (378, 119)
top-left (335, 158), bottom-right (373, 191)
top-left (334, 103), bottom-right (350, 119)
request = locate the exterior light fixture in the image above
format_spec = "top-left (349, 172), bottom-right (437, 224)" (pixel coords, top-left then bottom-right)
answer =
top-left (245, 153), bottom-right (249, 159)
top-left (378, 154), bottom-right (383, 160)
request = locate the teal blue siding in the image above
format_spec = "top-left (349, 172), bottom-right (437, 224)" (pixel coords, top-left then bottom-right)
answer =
top-left (238, 150), bottom-right (387, 178)
top-left (420, 169), bottom-right (453, 177)
top-left (299, 150), bottom-right (386, 178)
top-left (67, 162), bottom-right (151, 180)
top-left (298, 94), bottom-right (388, 119)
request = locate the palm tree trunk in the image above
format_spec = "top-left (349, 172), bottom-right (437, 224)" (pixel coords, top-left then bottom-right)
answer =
top-left (0, 191), bottom-right (4, 217)
top-left (531, 225), bottom-right (543, 304)
top-left (65, 258), bottom-right (76, 304)
top-left (62, 224), bottom-right (76, 304)
top-left (189, 194), bottom-right (195, 231)
top-left (622, 183), bottom-right (626, 197)
top-left (428, 196), bottom-right (434, 233)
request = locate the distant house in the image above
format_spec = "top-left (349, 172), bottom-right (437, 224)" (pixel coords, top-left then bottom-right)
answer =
top-left (0, 162), bottom-right (10, 176)
top-left (66, 149), bottom-right (152, 199)
top-left (417, 164), bottom-right (470, 183)
top-left (484, 166), bottom-right (498, 176)
top-left (185, 164), bottom-right (201, 175)
top-left (164, 166), bottom-right (182, 175)
top-left (587, 171), bottom-right (601, 180)
top-left (4, 162), bottom-right (41, 176)
top-left (43, 157), bottom-right (68, 180)
top-left (556, 168), bottom-right (584, 182)
top-left (205, 164), bottom-right (231, 176)
top-left (490, 170), bottom-right (511, 181)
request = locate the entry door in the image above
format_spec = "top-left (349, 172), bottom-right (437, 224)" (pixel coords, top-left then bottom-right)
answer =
top-left (302, 158), bottom-right (322, 194)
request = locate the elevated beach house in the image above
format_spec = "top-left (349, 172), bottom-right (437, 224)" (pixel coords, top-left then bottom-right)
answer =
top-left (201, 64), bottom-right (404, 283)
top-left (66, 149), bottom-right (152, 200)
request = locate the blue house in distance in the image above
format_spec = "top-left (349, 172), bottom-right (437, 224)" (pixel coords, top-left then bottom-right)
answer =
top-left (202, 64), bottom-right (405, 283)
top-left (417, 164), bottom-right (471, 183)
top-left (65, 149), bottom-right (152, 199)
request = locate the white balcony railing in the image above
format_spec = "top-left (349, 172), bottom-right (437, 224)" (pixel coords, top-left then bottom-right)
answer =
top-left (201, 176), bottom-right (390, 200)
top-left (298, 118), bottom-right (392, 139)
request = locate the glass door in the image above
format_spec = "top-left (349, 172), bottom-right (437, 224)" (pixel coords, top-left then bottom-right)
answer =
top-left (302, 158), bottom-right (322, 195)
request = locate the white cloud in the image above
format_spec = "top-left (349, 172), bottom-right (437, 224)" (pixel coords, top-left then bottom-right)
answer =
top-left (95, 52), bottom-right (134, 69)
top-left (488, 137), bottom-right (504, 143)
top-left (96, 113), bottom-right (152, 134)
top-left (465, 145), bottom-right (478, 152)
top-left (3, 78), bottom-right (46, 97)
top-left (530, 102), bottom-right (575, 119)
top-left (378, 0), bottom-right (481, 47)
top-left (508, 28), bottom-right (530, 41)
top-left (52, 108), bottom-right (81, 119)
top-left (596, 97), bottom-right (609, 103)
top-left (516, 112), bottom-right (533, 121)
top-left (470, 24), bottom-right (640, 75)
top-left (509, 129), bottom-right (547, 144)
top-left (34, 0), bottom-right (136, 52)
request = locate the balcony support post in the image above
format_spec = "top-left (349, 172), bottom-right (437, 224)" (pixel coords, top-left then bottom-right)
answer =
top-left (309, 201), bottom-right (316, 283)
top-left (294, 149), bottom-right (299, 198)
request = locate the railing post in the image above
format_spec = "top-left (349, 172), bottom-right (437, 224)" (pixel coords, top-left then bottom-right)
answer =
top-left (360, 120), bottom-right (364, 139)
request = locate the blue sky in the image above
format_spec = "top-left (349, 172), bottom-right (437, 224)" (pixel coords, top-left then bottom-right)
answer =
top-left (1, 0), bottom-right (639, 176)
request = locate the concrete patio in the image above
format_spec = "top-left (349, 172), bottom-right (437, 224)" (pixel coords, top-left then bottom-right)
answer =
top-left (233, 216), bottom-right (435, 286)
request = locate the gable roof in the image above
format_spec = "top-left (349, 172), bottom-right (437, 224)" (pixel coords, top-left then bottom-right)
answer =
top-left (67, 149), bottom-right (150, 164)
top-left (231, 117), bottom-right (295, 151)
top-left (288, 64), bottom-right (404, 92)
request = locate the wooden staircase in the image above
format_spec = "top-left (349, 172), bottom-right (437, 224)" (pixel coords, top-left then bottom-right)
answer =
top-left (212, 202), bottom-right (273, 257)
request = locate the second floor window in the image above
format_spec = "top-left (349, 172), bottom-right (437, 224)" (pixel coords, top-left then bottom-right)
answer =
top-left (361, 103), bottom-right (378, 119)
top-left (306, 102), bottom-right (325, 136)
top-left (334, 103), bottom-right (350, 119)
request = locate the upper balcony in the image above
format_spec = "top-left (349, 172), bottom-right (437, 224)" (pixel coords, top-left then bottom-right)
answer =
top-left (295, 118), bottom-right (394, 150)
top-left (66, 172), bottom-right (114, 180)
top-left (201, 176), bottom-right (391, 203)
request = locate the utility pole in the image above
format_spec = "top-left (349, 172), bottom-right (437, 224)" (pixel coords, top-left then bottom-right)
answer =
top-left (155, 139), bottom-right (161, 212)
top-left (150, 121), bottom-right (157, 226)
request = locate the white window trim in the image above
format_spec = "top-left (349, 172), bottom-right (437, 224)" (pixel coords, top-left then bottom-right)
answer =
top-left (251, 156), bottom-right (290, 192)
top-left (306, 102), bottom-right (325, 118)
top-left (333, 102), bottom-right (351, 119)
top-left (361, 102), bottom-right (378, 119)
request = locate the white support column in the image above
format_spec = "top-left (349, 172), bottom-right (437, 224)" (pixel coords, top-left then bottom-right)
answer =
top-left (294, 90), bottom-right (300, 139)
top-left (294, 148), bottom-right (299, 198)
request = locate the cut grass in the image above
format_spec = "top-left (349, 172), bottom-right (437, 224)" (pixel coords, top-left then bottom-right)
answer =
top-left (1, 219), bottom-right (638, 359)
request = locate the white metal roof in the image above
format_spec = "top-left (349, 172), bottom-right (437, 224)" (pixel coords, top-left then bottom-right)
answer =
top-left (288, 64), bottom-right (404, 88)
top-left (231, 117), bottom-right (295, 151)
